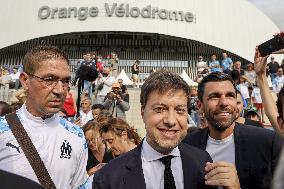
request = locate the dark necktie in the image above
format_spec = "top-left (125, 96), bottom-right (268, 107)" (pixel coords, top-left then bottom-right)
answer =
top-left (160, 156), bottom-right (176, 189)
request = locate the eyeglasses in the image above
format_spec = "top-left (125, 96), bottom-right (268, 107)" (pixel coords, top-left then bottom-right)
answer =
top-left (27, 72), bottom-right (70, 88)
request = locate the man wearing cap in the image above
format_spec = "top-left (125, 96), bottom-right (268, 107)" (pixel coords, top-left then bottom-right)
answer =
top-left (102, 82), bottom-right (130, 120)
top-left (236, 91), bottom-right (263, 128)
top-left (244, 107), bottom-right (261, 123)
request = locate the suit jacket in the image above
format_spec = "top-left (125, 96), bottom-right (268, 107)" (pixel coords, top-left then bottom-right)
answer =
top-left (0, 169), bottom-right (44, 189)
top-left (93, 142), bottom-right (214, 189)
top-left (183, 123), bottom-right (283, 189)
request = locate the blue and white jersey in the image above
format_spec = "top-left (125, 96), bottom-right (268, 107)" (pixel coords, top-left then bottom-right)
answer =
top-left (209, 60), bottom-right (222, 73)
top-left (273, 75), bottom-right (284, 94)
top-left (222, 57), bottom-right (233, 71)
top-left (0, 104), bottom-right (89, 189)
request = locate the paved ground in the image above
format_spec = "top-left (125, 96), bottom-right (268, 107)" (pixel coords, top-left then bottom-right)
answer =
top-left (70, 86), bottom-right (146, 137)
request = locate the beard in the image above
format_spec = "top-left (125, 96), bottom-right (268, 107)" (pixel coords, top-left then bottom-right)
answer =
top-left (205, 108), bottom-right (239, 131)
top-left (146, 128), bottom-right (187, 155)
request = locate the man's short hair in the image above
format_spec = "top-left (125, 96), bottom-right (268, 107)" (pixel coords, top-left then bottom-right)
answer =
top-left (81, 96), bottom-right (92, 104)
top-left (23, 46), bottom-right (69, 74)
top-left (92, 104), bottom-right (105, 110)
top-left (198, 72), bottom-right (237, 101)
top-left (140, 69), bottom-right (190, 108)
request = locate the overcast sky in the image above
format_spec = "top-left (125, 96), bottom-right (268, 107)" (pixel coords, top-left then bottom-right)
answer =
top-left (248, 0), bottom-right (284, 31)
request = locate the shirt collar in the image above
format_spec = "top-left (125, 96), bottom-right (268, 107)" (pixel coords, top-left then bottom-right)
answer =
top-left (208, 133), bottom-right (234, 144)
top-left (141, 138), bottom-right (180, 162)
top-left (79, 110), bottom-right (92, 116)
top-left (19, 103), bottom-right (59, 126)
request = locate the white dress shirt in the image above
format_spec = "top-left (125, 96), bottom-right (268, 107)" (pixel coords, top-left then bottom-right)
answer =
top-left (79, 110), bottom-right (93, 126)
top-left (141, 139), bottom-right (184, 189)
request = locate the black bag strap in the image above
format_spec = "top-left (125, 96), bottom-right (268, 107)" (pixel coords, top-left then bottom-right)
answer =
top-left (5, 113), bottom-right (57, 189)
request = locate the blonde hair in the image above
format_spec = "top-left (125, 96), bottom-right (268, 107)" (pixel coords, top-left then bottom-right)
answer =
top-left (82, 120), bottom-right (103, 151)
top-left (99, 118), bottom-right (141, 145)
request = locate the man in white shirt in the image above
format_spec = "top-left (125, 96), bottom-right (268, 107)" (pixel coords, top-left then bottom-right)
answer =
top-left (197, 56), bottom-right (208, 74)
top-left (95, 68), bottom-right (115, 104)
top-left (273, 67), bottom-right (284, 94)
top-left (0, 46), bottom-right (89, 189)
top-left (93, 70), bottom-right (215, 189)
top-left (78, 97), bottom-right (93, 126)
top-left (9, 67), bottom-right (21, 89)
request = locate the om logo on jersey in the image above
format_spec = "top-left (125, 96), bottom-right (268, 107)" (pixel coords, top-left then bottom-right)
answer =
top-left (60, 140), bottom-right (72, 159)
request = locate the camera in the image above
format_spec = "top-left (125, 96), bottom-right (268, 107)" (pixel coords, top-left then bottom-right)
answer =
top-left (112, 89), bottom-right (122, 97)
top-left (107, 89), bottom-right (122, 100)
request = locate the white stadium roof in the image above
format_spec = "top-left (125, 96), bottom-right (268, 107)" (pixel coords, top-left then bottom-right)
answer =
top-left (0, 0), bottom-right (280, 62)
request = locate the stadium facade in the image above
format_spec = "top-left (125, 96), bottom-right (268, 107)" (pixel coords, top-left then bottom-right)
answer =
top-left (0, 0), bottom-right (280, 79)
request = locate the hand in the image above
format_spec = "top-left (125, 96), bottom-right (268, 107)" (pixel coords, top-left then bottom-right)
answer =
top-left (74, 117), bottom-right (81, 126)
top-left (272, 32), bottom-right (284, 54)
top-left (205, 161), bottom-right (240, 189)
top-left (115, 94), bottom-right (122, 101)
top-left (87, 163), bottom-right (106, 176)
top-left (107, 92), bottom-right (116, 100)
top-left (272, 49), bottom-right (284, 54)
top-left (254, 48), bottom-right (269, 76)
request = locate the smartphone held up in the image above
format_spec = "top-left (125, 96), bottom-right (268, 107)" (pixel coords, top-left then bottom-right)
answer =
top-left (258, 33), bottom-right (284, 57)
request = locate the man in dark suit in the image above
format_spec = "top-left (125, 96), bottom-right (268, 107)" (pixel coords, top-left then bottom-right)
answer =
top-left (0, 169), bottom-right (44, 189)
top-left (93, 70), bottom-right (236, 189)
top-left (183, 72), bottom-right (283, 189)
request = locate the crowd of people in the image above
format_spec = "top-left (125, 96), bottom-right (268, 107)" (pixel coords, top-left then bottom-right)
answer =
top-left (0, 66), bottom-right (21, 89)
top-left (0, 32), bottom-right (284, 189)
top-left (193, 51), bottom-right (284, 126)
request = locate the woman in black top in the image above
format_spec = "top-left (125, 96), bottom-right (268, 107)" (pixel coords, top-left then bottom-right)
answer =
top-left (82, 118), bottom-right (114, 175)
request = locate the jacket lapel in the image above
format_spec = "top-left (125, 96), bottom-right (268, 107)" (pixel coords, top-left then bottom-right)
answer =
top-left (179, 143), bottom-right (197, 189)
top-left (122, 143), bottom-right (147, 189)
top-left (198, 128), bottom-right (209, 150)
top-left (234, 124), bottom-right (249, 187)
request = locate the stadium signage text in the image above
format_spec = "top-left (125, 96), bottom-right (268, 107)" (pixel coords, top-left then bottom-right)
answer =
top-left (38, 3), bottom-right (195, 23)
